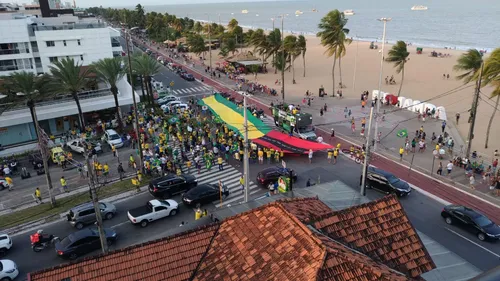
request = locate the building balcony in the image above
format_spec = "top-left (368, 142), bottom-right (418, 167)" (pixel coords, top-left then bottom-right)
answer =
top-left (31, 23), bottom-right (106, 33)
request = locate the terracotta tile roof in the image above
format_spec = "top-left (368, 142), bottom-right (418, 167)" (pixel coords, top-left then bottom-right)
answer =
top-left (28, 224), bottom-right (219, 281)
top-left (315, 233), bottom-right (413, 281)
top-left (192, 203), bottom-right (326, 281)
top-left (277, 197), bottom-right (333, 223)
top-left (313, 195), bottom-right (436, 278)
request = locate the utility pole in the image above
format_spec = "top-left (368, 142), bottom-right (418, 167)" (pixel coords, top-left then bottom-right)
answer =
top-left (280, 14), bottom-right (285, 102)
top-left (360, 101), bottom-right (376, 196)
top-left (126, 29), bottom-right (144, 171)
top-left (373, 18), bottom-right (391, 151)
top-left (87, 154), bottom-right (108, 253)
top-left (243, 93), bottom-right (249, 202)
top-left (466, 62), bottom-right (484, 158)
top-left (207, 14), bottom-right (212, 72)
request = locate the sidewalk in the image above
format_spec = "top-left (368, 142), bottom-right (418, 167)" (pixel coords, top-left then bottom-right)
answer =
top-left (140, 40), bottom-right (500, 222)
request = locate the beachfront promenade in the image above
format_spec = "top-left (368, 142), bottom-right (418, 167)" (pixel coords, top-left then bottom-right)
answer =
top-left (138, 38), bottom-right (500, 224)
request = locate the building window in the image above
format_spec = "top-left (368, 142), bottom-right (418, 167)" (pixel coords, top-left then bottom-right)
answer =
top-left (63, 40), bottom-right (67, 46)
top-left (49, 57), bottom-right (58, 63)
top-left (46, 41), bottom-right (55, 47)
top-left (77, 39), bottom-right (81, 46)
top-left (80, 55), bottom-right (83, 61)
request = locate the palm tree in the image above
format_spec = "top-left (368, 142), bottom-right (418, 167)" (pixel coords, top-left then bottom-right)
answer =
top-left (186, 34), bottom-right (207, 58)
top-left (267, 29), bottom-right (282, 74)
top-left (385, 41), bottom-right (410, 97)
top-left (3, 72), bottom-right (57, 207)
top-left (336, 36), bottom-right (352, 88)
top-left (131, 54), bottom-right (162, 106)
top-left (453, 49), bottom-right (484, 84)
top-left (49, 58), bottom-right (90, 129)
top-left (297, 35), bottom-right (307, 77)
top-left (91, 57), bottom-right (126, 129)
top-left (283, 35), bottom-right (301, 84)
top-left (481, 47), bottom-right (500, 149)
top-left (228, 19), bottom-right (239, 32)
top-left (317, 10), bottom-right (349, 96)
top-left (249, 28), bottom-right (269, 64)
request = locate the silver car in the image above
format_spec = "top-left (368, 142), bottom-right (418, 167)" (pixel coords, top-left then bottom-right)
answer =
top-left (67, 202), bottom-right (117, 229)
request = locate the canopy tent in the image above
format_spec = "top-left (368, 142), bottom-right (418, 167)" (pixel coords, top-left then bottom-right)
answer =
top-left (199, 94), bottom-right (333, 154)
top-left (226, 52), bottom-right (261, 63)
top-left (237, 60), bottom-right (265, 66)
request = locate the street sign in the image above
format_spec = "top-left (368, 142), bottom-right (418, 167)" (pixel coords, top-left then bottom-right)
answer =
top-left (282, 160), bottom-right (286, 168)
top-left (170, 81), bottom-right (174, 87)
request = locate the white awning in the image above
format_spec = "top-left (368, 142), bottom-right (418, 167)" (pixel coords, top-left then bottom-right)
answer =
top-left (237, 60), bottom-right (264, 66)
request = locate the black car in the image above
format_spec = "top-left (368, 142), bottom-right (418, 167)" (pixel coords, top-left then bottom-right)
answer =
top-left (256, 167), bottom-right (297, 187)
top-left (149, 174), bottom-right (198, 198)
top-left (182, 183), bottom-right (229, 206)
top-left (55, 228), bottom-right (117, 260)
top-left (441, 205), bottom-right (500, 241)
top-left (365, 167), bottom-right (411, 197)
top-left (183, 73), bottom-right (195, 81)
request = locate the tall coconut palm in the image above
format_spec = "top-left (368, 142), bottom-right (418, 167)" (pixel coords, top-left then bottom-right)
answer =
top-left (317, 10), bottom-right (349, 96)
top-left (49, 58), bottom-right (90, 129)
top-left (297, 35), bottom-right (307, 77)
top-left (249, 28), bottom-right (268, 63)
top-left (283, 35), bottom-right (301, 84)
top-left (267, 29), bottom-right (282, 74)
top-left (453, 49), bottom-right (484, 84)
top-left (482, 47), bottom-right (500, 149)
top-left (91, 57), bottom-right (126, 129)
top-left (336, 35), bottom-right (352, 88)
top-left (385, 41), bottom-right (410, 97)
top-left (3, 72), bottom-right (57, 206)
top-left (131, 54), bottom-right (162, 106)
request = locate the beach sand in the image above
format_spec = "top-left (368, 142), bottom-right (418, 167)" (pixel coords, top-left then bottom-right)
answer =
top-left (191, 34), bottom-right (499, 158)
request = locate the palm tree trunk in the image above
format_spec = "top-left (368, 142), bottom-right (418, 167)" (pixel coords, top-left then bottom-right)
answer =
top-left (397, 65), bottom-right (405, 97)
top-left (147, 76), bottom-right (155, 105)
top-left (485, 94), bottom-right (500, 149)
top-left (331, 52), bottom-right (337, 97)
top-left (302, 53), bottom-right (306, 77)
top-left (31, 104), bottom-right (56, 207)
top-left (72, 92), bottom-right (85, 129)
top-left (339, 57), bottom-right (343, 88)
top-left (292, 59), bottom-right (295, 84)
top-left (273, 52), bottom-right (277, 74)
top-left (28, 104), bottom-right (39, 140)
top-left (140, 77), bottom-right (146, 103)
top-left (143, 77), bottom-right (151, 105)
top-left (111, 87), bottom-right (123, 129)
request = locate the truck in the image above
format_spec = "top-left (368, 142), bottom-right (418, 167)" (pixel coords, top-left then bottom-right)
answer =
top-left (271, 104), bottom-right (317, 141)
top-left (127, 199), bottom-right (179, 227)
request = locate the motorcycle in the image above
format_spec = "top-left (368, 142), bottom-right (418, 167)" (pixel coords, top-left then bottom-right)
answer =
top-left (31, 234), bottom-right (59, 252)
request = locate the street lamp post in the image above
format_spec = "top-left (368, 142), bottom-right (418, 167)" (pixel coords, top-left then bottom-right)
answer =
top-left (125, 27), bottom-right (144, 172)
top-left (207, 14), bottom-right (212, 73)
top-left (243, 93), bottom-right (249, 202)
top-left (352, 34), bottom-right (359, 92)
top-left (373, 18), bottom-right (391, 151)
top-left (280, 14), bottom-right (285, 102)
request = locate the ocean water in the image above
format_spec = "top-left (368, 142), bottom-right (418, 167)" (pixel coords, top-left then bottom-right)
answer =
top-left (142, 0), bottom-right (500, 51)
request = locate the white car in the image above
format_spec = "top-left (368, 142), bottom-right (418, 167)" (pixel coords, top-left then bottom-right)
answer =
top-left (127, 199), bottom-right (179, 227)
top-left (172, 103), bottom-right (189, 112)
top-left (0, 259), bottom-right (18, 280)
top-left (160, 101), bottom-right (182, 112)
top-left (0, 234), bottom-right (13, 256)
top-left (157, 95), bottom-right (179, 105)
top-left (66, 139), bottom-right (102, 154)
top-left (102, 129), bottom-right (123, 149)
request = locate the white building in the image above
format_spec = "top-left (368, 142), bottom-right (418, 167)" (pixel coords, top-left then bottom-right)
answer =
top-left (0, 13), bottom-right (137, 147)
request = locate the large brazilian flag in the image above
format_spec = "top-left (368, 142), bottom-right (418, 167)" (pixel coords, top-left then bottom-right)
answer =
top-left (198, 94), bottom-right (271, 139)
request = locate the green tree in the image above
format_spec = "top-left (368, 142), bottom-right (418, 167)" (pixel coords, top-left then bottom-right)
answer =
top-left (228, 18), bottom-right (239, 32)
top-left (267, 28), bottom-right (282, 74)
top-left (481, 48), bottom-right (500, 148)
top-left (91, 57), bottom-right (126, 129)
top-left (317, 10), bottom-right (349, 95)
top-left (283, 35), bottom-right (301, 84)
top-left (131, 54), bottom-right (162, 106)
top-left (297, 35), bottom-right (307, 77)
top-left (193, 22), bottom-right (202, 34)
top-left (453, 49), bottom-right (484, 84)
top-left (249, 28), bottom-right (269, 63)
top-left (385, 41), bottom-right (410, 97)
top-left (187, 34), bottom-right (207, 57)
top-left (49, 58), bottom-right (90, 129)
top-left (3, 72), bottom-right (57, 207)
top-left (134, 4), bottom-right (146, 28)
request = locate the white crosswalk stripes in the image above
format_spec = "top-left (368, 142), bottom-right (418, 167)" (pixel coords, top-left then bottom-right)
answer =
top-left (172, 86), bottom-right (213, 96)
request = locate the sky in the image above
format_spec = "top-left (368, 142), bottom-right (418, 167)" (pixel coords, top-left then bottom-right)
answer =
top-left (6, 0), bottom-right (272, 8)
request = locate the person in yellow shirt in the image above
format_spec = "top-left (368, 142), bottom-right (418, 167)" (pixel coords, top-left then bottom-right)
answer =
top-left (131, 176), bottom-right (140, 192)
top-left (218, 156), bottom-right (224, 171)
top-left (274, 150), bottom-right (280, 163)
top-left (66, 151), bottom-right (73, 161)
top-left (399, 146), bottom-right (405, 161)
top-left (327, 150), bottom-right (333, 163)
top-left (59, 154), bottom-right (66, 169)
top-left (103, 163), bottom-right (109, 179)
top-left (60, 176), bottom-right (68, 192)
top-left (34, 187), bottom-right (42, 204)
top-left (97, 163), bottom-right (103, 177)
top-left (435, 144), bottom-right (440, 151)
top-left (333, 148), bottom-right (339, 164)
top-left (266, 149), bottom-right (272, 164)
top-left (137, 170), bottom-right (143, 182)
top-left (5, 176), bottom-right (13, 191)
top-left (257, 149), bottom-right (264, 164)
top-left (186, 160), bottom-right (192, 173)
top-left (111, 144), bottom-right (116, 157)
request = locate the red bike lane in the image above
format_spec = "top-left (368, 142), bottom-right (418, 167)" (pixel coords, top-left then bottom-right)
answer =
top-left (143, 41), bottom-right (500, 224)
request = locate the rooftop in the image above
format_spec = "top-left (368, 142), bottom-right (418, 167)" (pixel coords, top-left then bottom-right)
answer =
top-left (28, 195), bottom-right (434, 281)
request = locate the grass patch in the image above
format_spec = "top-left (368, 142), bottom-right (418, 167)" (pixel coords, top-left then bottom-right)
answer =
top-left (0, 177), bottom-right (151, 230)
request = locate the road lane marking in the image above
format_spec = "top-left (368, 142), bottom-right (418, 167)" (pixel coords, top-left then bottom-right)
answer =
top-left (445, 227), bottom-right (500, 258)
top-left (110, 221), bottom-right (131, 229)
top-left (408, 183), bottom-right (451, 205)
top-left (430, 251), bottom-right (450, 256)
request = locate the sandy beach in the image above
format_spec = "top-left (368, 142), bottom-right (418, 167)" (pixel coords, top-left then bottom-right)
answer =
top-left (192, 33), bottom-right (498, 158)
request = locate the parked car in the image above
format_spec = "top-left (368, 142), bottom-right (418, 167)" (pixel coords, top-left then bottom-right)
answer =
top-left (256, 167), bottom-right (298, 187)
top-left (182, 183), bottom-right (229, 206)
top-left (55, 228), bottom-right (117, 260)
top-left (182, 73), bottom-right (195, 81)
top-left (0, 234), bottom-right (13, 257)
top-left (66, 202), bottom-right (117, 229)
top-left (172, 103), bottom-right (189, 112)
top-left (149, 174), bottom-right (197, 198)
top-left (0, 259), bottom-right (19, 280)
top-left (157, 95), bottom-right (180, 105)
top-left (160, 101), bottom-right (182, 112)
top-left (65, 139), bottom-right (102, 155)
top-left (365, 167), bottom-right (411, 197)
top-left (127, 199), bottom-right (179, 227)
top-left (441, 205), bottom-right (500, 241)
top-left (102, 129), bottom-right (123, 149)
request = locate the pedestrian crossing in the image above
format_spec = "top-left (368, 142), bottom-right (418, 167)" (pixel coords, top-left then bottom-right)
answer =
top-left (171, 86), bottom-right (213, 96)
